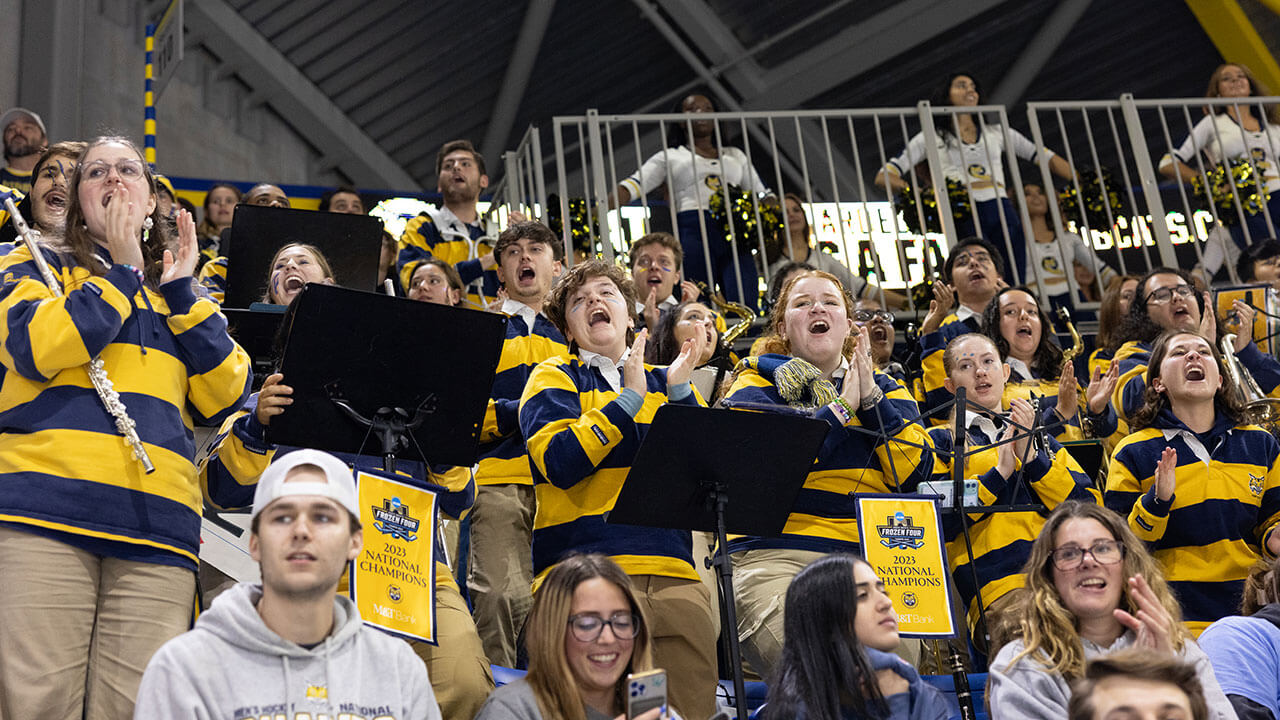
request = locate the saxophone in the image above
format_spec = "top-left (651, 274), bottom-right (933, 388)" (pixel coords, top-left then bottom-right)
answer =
top-left (1056, 306), bottom-right (1083, 364)
top-left (696, 281), bottom-right (757, 345)
top-left (3, 197), bottom-right (155, 473)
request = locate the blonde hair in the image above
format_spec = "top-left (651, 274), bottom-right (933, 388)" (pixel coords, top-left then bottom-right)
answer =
top-left (1007, 501), bottom-right (1186, 679)
top-left (525, 554), bottom-right (654, 720)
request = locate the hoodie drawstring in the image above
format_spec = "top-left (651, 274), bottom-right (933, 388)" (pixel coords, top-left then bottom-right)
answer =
top-left (282, 655), bottom-right (293, 717)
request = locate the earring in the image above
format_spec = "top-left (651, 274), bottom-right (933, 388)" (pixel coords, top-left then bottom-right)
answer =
top-left (142, 217), bottom-right (154, 230)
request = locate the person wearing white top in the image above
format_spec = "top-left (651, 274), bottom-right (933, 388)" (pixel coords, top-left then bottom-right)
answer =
top-left (876, 73), bottom-right (1075, 286)
top-left (1160, 63), bottom-right (1280, 249)
top-left (614, 94), bottom-right (775, 309)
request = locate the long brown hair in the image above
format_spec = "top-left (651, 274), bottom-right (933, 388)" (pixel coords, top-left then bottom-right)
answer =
top-left (1205, 62), bottom-right (1280, 124)
top-left (262, 243), bottom-right (335, 304)
top-left (1129, 330), bottom-right (1245, 430)
top-left (197, 182), bottom-right (242, 239)
top-left (1096, 275), bottom-right (1139, 353)
top-left (62, 136), bottom-right (169, 288)
top-left (759, 269), bottom-right (856, 359)
top-left (1007, 501), bottom-right (1186, 679)
top-left (525, 554), bottom-right (654, 720)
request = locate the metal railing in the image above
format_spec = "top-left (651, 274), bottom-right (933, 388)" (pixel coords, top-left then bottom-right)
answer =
top-left (485, 95), bottom-right (1280, 314)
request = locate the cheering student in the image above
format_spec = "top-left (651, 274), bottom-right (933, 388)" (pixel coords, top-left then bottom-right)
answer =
top-left (722, 269), bottom-right (930, 679)
top-left (470, 221), bottom-right (568, 669)
top-left (927, 333), bottom-right (1096, 661)
top-left (0, 136), bottom-right (252, 718)
top-left (519, 259), bottom-right (716, 719)
top-left (1105, 330), bottom-right (1280, 637)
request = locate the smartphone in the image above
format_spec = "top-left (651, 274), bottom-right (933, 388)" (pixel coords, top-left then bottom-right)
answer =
top-left (626, 669), bottom-right (668, 719)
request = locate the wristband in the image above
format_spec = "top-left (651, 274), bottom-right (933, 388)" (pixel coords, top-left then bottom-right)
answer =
top-left (120, 263), bottom-right (145, 283)
top-left (859, 386), bottom-right (884, 411)
top-left (830, 397), bottom-right (854, 425)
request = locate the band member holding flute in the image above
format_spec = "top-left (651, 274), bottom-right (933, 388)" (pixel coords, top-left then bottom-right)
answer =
top-left (0, 136), bottom-right (252, 719)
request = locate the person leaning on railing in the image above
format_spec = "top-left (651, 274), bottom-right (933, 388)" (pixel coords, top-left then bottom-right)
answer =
top-left (1160, 63), bottom-right (1280, 250)
top-left (611, 94), bottom-right (775, 310)
top-left (875, 72), bottom-right (1076, 284)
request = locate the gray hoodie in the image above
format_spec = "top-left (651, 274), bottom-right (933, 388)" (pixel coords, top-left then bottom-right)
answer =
top-left (134, 583), bottom-right (440, 720)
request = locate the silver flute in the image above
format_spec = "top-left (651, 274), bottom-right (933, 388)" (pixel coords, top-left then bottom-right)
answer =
top-left (3, 197), bottom-right (155, 473)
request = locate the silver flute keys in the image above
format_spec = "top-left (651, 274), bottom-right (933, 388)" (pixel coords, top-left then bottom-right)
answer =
top-left (3, 197), bottom-right (156, 473)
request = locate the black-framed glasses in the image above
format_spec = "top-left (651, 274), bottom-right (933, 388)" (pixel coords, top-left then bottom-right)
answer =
top-left (1144, 285), bottom-right (1195, 305)
top-left (853, 309), bottom-right (894, 324)
top-left (567, 612), bottom-right (640, 642)
top-left (1050, 540), bottom-right (1125, 570)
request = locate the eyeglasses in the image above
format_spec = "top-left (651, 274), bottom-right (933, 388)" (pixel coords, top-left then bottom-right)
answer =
top-left (634, 256), bottom-right (674, 271)
top-left (853, 309), bottom-right (894, 323)
top-left (80, 159), bottom-right (145, 185)
top-left (1050, 540), bottom-right (1125, 570)
top-left (567, 612), bottom-right (640, 642)
top-left (952, 251), bottom-right (993, 268)
top-left (1144, 285), bottom-right (1195, 305)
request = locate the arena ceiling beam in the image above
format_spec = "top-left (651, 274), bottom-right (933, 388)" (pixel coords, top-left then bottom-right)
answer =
top-left (635, 0), bottom-right (861, 198)
top-left (742, 0), bottom-right (1007, 111)
top-left (481, 0), bottom-right (557, 167)
top-left (1184, 0), bottom-right (1280, 95)
top-left (653, 0), bottom-right (769, 97)
top-left (988, 0), bottom-right (1092, 107)
top-left (185, 0), bottom-right (421, 190)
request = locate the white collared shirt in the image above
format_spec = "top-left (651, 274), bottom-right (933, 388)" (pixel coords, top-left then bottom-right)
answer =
top-left (579, 347), bottom-right (631, 392)
top-left (501, 298), bottom-right (539, 329)
top-left (1006, 357), bottom-right (1032, 381)
top-left (955, 304), bottom-right (981, 325)
top-left (634, 294), bottom-right (678, 316)
top-left (967, 410), bottom-right (1005, 443)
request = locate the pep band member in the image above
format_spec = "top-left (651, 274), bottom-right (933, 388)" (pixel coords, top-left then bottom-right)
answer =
top-left (723, 269), bottom-right (931, 679)
top-left (518, 259), bottom-right (716, 719)
top-left (927, 333), bottom-right (1097, 662)
top-left (988, 501), bottom-right (1236, 720)
top-left (1105, 330), bottom-right (1280, 636)
top-left (979, 286), bottom-right (1118, 445)
top-left (0, 135), bottom-right (252, 718)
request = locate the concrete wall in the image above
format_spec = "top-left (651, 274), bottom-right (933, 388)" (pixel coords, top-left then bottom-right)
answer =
top-left (8, 0), bottom-right (344, 187)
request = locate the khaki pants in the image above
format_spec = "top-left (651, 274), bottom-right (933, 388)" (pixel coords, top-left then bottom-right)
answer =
top-left (409, 576), bottom-right (495, 720)
top-left (731, 548), bottom-right (824, 680)
top-left (630, 574), bottom-right (718, 720)
top-left (0, 525), bottom-right (195, 720)
top-left (467, 483), bottom-right (535, 667)
top-left (732, 548), bottom-right (922, 680)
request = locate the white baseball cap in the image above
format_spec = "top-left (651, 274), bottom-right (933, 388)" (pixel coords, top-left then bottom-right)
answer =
top-left (250, 449), bottom-right (359, 522)
top-left (0, 108), bottom-right (46, 136)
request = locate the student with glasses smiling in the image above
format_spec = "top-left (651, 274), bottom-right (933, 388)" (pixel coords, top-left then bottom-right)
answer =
top-left (1106, 330), bottom-right (1280, 641)
top-left (989, 501), bottom-right (1236, 720)
top-left (476, 553), bottom-right (676, 720)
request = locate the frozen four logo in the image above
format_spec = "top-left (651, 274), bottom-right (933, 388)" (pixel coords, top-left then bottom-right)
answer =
top-left (373, 497), bottom-right (420, 542)
top-left (876, 511), bottom-right (926, 550)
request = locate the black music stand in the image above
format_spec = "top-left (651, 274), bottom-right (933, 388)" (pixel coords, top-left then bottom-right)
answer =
top-left (222, 204), bottom-right (384, 308)
top-left (223, 307), bottom-right (286, 391)
top-left (266, 283), bottom-right (507, 471)
top-left (606, 404), bottom-right (829, 720)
